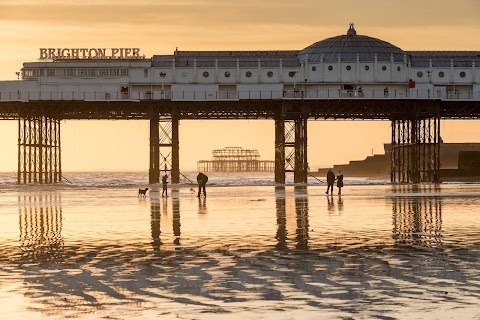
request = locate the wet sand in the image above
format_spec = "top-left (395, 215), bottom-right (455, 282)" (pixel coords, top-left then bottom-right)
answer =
top-left (0, 184), bottom-right (479, 319)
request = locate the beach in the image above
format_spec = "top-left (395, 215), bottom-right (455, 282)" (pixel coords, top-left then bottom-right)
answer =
top-left (0, 174), bottom-right (479, 319)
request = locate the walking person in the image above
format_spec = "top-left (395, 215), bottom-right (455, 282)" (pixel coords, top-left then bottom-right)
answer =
top-left (161, 174), bottom-right (169, 197)
top-left (197, 172), bottom-right (208, 198)
top-left (326, 169), bottom-right (336, 195)
top-left (336, 170), bottom-right (344, 195)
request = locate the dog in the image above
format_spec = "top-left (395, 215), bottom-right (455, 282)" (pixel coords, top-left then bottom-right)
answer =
top-left (138, 188), bottom-right (149, 197)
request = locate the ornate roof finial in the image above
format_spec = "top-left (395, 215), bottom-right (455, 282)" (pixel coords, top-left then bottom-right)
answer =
top-left (347, 23), bottom-right (357, 36)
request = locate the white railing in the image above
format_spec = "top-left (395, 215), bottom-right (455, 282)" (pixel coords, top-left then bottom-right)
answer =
top-left (1, 89), bottom-right (479, 102)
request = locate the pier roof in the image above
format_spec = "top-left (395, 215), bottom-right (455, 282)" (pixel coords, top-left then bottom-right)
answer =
top-left (153, 50), bottom-right (300, 68)
top-left (407, 51), bottom-right (480, 67)
top-left (297, 24), bottom-right (406, 63)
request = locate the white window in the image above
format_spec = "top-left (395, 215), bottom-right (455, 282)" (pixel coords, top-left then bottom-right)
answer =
top-left (65, 69), bottom-right (76, 77)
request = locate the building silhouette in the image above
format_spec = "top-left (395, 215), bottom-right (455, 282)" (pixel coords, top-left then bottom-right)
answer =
top-left (197, 147), bottom-right (274, 172)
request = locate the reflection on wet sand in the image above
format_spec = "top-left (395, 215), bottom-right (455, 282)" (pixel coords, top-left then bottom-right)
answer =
top-left (274, 186), bottom-right (310, 250)
top-left (337, 195), bottom-right (344, 213)
top-left (150, 189), bottom-right (183, 249)
top-left (198, 197), bottom-right (207, 215)
top-left (327, 195), bottom-right (343, 214)
top-left (392, 185), bottom-right (443, 247)
top-left (294, 186), bottom-right (309, 250)
top-left (18, 193), bottom-right (63, 261)
top-left (275, 187), bottom-right (286, 250)
top-left (150, 199), bottom-right (161, 250)
top-left (172, 189), bottom-right (181, 247)
top-left (1, 186), bottom-right (479, 319)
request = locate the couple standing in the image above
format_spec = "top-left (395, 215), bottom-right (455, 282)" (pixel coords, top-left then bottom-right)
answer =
top-left (326, 169), bottom-right (344, 195)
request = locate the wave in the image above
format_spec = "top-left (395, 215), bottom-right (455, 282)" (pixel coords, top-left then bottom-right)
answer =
top-left (0, 171), bottom-right (392, 189)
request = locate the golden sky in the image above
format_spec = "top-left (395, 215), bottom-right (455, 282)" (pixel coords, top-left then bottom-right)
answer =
top-left (0, 0), bottom-right (480, 172)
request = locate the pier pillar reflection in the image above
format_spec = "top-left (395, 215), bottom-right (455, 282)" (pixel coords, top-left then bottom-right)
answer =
top-left (18, 116), bottom-right (61, 184)
top-left (172, 190), bottom-right (181, 247)
top-left (294, 186), bottom-right (309, 250)
top-left (150, 199), bottom-right (161, 251)
top-left (18, 193), bottom-right (63, 260)
top-left (275, 186), bottom-right (287, 249)
top-left (392, 185), bottom-right (443, 247)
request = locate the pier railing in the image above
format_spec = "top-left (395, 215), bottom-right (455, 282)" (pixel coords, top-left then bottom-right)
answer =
top-left (1, 89), bottom-right (479, 102)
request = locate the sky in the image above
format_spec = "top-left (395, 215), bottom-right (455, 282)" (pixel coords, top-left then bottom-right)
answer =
top-left (1, 0), bottom-right (480, 172)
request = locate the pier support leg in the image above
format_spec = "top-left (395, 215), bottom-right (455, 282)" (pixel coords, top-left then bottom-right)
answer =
top-left (274, 118), bottom-right (285, 184)
top-left (171, 117), bottom-right (180, 184)
top-left (149, 114), bottom-right (160, 184)
top-left (18, 116), bottom-right (61, 184)
top-left (275, 116), bottom-right (308, 184)
top-left (294, 118), bottom-right (308, 183)
top-left (391, 116), bottom-right (440, 183)
top-left (150, 114), bottom-right (180, 184)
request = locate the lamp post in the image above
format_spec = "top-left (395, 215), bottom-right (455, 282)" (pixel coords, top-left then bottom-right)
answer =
top-left (15, 72), bottom-right (21, 80)
top-left (426, 70), bottom-right (433, 98)
top-left (160, 72), bottom-right (166, 99)
top-left (426, 69), bottom-right (433, 84)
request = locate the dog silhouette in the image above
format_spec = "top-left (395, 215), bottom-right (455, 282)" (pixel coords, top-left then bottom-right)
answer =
top-left (138, 188), bottom-right (149, 197)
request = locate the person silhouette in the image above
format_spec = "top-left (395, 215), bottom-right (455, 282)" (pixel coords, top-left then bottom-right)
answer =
top-left (337, 171), bottom-right (344, 195)
top-left (196, 172), bottom-right (208, 198)
top-left (326, 169), bottom-right (336, 195)
top-left (162, 174), bottom-right (169, 197)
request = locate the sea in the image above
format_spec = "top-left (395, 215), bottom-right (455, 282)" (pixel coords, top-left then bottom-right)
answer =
top-left (0, 171), bottom-right (479, 319)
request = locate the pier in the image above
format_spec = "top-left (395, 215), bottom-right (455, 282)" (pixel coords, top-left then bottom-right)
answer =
top-left (1, 24), bottom-right (479, 185)
top-left (1, 96), bottom-right (479, 185)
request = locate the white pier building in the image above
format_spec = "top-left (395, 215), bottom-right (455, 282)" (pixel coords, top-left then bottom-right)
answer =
top-left (1, 24), bottom-right (479, 102)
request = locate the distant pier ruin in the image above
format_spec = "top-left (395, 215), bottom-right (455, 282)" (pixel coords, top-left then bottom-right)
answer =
top-left (197, 147), bottom-right (274, 172)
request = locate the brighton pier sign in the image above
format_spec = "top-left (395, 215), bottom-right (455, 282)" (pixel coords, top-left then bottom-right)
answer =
top-left (39, 48), bottom-right (144, 60)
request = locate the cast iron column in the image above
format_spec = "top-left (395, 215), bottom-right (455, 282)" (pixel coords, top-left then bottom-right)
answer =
top-left (294, 118), bottom-right (308, 183)
top-left (18, 116), bottom-right (61, 185)
top-left (171, 116), bottom-right (180, 184)
top-left (274, 117), bottom-right (285, 184)
top-left (149, 114), bottom-right (160, 184)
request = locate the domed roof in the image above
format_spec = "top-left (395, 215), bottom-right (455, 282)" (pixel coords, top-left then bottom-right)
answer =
top-left (298, 24), bottom-right (406, 63)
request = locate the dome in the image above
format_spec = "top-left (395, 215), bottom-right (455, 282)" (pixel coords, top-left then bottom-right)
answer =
top-left (298, 24), bottom-right (406, 63)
